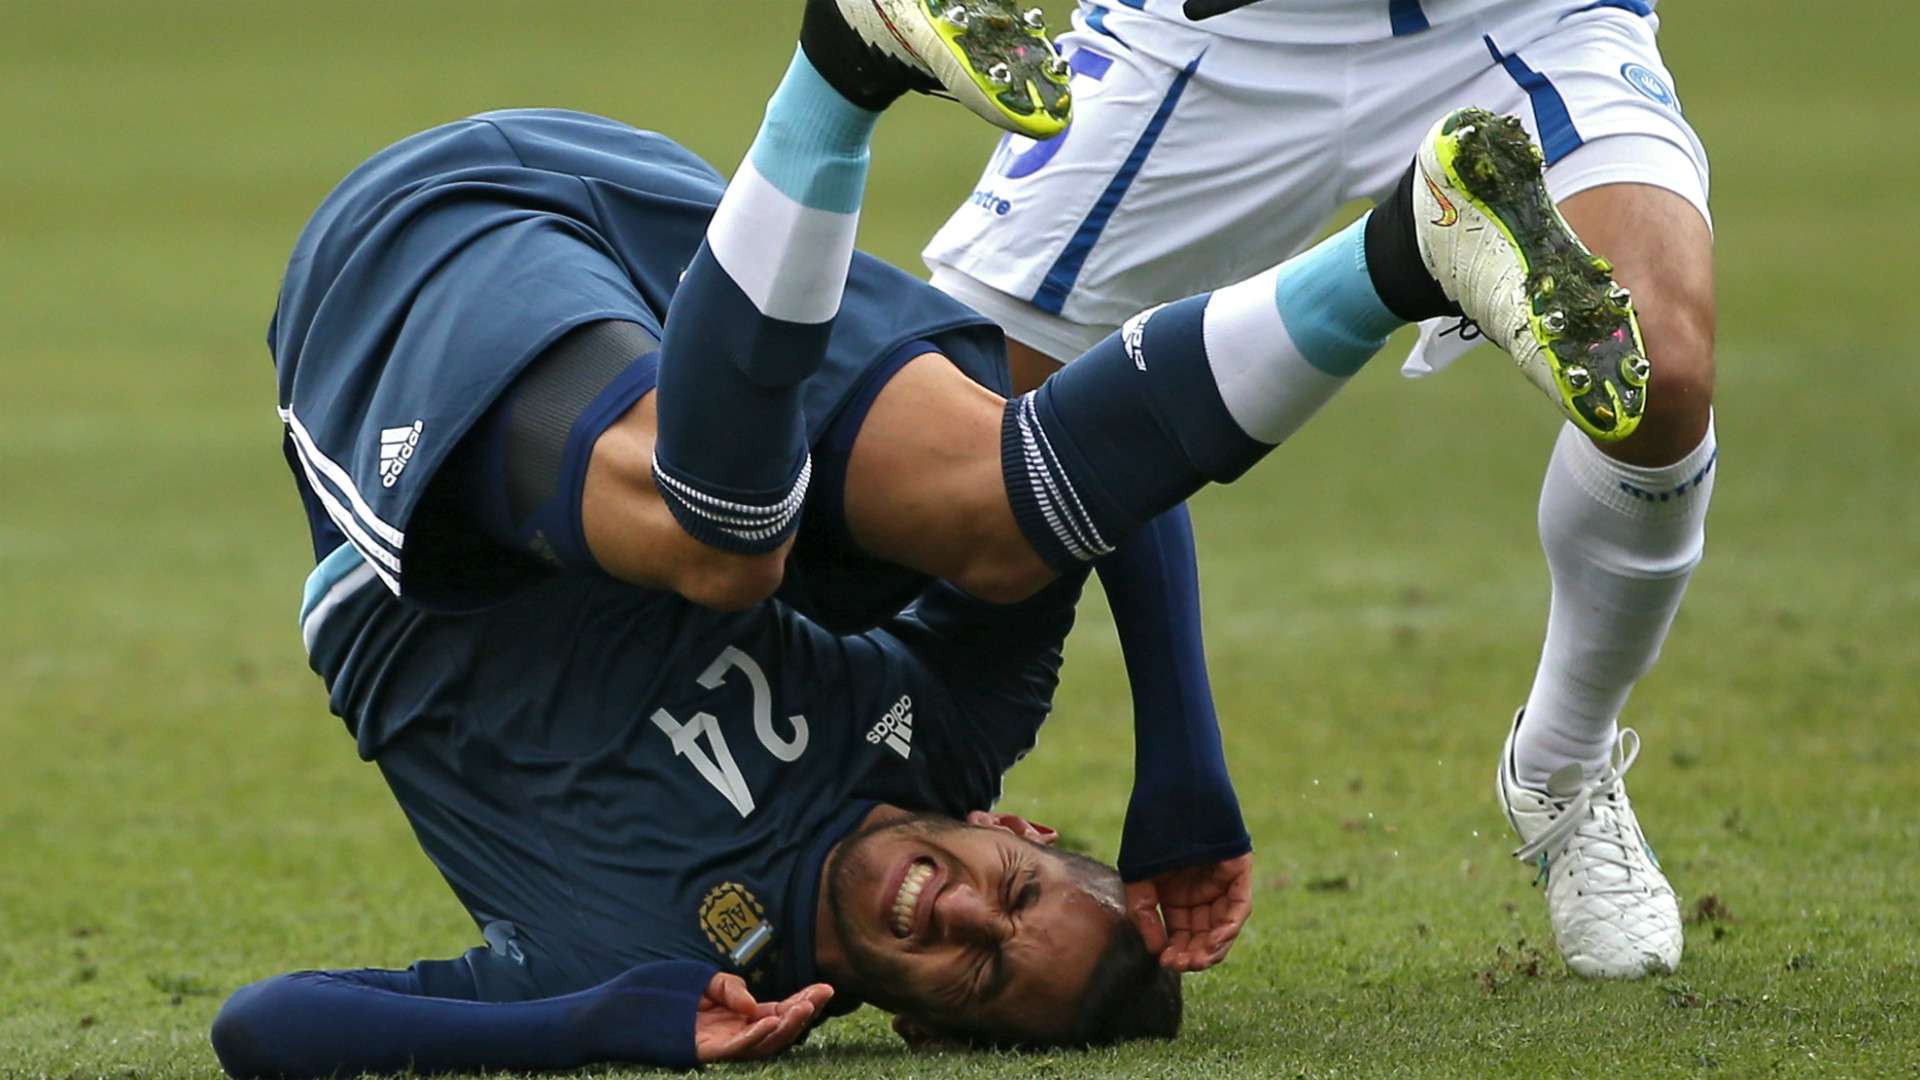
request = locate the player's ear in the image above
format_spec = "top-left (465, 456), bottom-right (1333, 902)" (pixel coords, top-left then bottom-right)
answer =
top-left (965, 810), bottom-right (1059, 846)
top-left (892, 1013), bottom-right (961, 1051)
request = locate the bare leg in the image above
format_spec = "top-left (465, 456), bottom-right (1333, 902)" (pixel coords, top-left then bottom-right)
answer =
top-left (840, 354), bottom-right (1053, 602)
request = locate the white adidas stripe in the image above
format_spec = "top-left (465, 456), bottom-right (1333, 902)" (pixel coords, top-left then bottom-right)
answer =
top-left (279, 406), bottom-right (406, 550)
top-left (284, 440), bottom-right (402, 594)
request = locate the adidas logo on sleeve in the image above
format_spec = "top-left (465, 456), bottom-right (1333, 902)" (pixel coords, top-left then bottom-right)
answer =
top-left (378, 421), bottom-right (424, 488)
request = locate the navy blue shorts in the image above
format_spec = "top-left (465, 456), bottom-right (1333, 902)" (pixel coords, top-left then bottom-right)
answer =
top-left (270, 109), bottom-right (1009, 611)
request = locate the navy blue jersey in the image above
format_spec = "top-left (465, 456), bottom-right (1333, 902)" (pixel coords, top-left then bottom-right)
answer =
top-left (270, 109), bottom-right (1008, 618)
top-left (300, 545), bottom-right (1080, 1003)
top-left (272, 108), bottom-right (1064, 1007)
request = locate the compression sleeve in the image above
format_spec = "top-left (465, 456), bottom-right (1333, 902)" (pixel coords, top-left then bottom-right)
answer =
top-left (1097, 505), bottom-right (1252, 881)
top-left (209, 959), bottom-right (713, 1078)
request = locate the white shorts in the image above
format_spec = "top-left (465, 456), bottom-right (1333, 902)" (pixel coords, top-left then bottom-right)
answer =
top-left (923, 0), bottom-right (1712, 375)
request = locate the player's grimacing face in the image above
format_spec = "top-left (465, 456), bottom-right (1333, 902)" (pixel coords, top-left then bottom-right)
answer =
top-left (825, 813), bottom-right (1117, 1042)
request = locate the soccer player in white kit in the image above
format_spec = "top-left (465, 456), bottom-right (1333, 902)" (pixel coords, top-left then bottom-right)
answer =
top-left (926, 0), bottom-right (1717, 979)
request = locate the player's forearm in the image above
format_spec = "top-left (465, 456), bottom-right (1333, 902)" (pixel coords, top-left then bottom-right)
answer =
top-left (210, 960), bottom-right (712, 1078)
top-left (1096, 505), bottom-right (1251, 880)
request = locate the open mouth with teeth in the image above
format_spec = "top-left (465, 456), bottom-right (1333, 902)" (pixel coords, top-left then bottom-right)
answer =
top-left (889, 857), bottom-right (938, 939)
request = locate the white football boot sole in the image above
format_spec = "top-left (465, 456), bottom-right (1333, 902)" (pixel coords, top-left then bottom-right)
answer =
top-left (834, 0), bottom-right (1071, 137)
top-left (1413, 107), bottom-right (1650, 442)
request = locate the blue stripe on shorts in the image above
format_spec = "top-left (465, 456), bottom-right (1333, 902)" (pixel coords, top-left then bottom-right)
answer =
top-left (1484, 36), bottom-right (1585, 165)
top-left (1032, 54), bottom-right (1202, 316)
top-left (1389, 0), bottom-right (1430, 35)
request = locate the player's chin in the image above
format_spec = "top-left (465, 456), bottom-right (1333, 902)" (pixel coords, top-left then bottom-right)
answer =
top-left (832, 829), bottom-right (911, 926)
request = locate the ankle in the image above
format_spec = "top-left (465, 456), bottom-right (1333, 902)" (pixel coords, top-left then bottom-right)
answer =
top-left (798, 1), bottom-right (919, 112)
top-left (765, 48), bottom-right (882, 154)
top-left (1362, 165), bottom-right (1462, 323)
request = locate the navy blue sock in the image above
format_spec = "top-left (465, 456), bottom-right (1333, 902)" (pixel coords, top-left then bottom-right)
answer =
top-left (652, 48), bottom-right (879, 554)
top-left (1002, 295), bottom-right (1267, 570)
top-left (1001, 218), bottom-right (1403, 571)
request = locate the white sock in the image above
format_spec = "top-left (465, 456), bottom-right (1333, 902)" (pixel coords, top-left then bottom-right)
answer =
top-left (1512, 416), bottom-right (1718, 788)
top-left (1200, 216), bottom-right (1401, 444)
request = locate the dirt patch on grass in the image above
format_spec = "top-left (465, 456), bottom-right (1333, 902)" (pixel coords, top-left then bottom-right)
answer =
top-left (1686, 893), bottom-right (1735, 925)
top-left (1475, 938), bottom-right (1549, 993)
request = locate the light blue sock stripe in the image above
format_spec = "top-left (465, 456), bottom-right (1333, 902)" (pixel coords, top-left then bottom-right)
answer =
top-left (747, 48), bottom-right (880, 214)
top-left (300, 542), bottom-right (366, 623)
top-left (1273, 216), bottom-right (1404, 377)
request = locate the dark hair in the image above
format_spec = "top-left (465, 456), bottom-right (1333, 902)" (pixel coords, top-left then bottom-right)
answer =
top-left (1060, 905), bottom-right (1184, 1046)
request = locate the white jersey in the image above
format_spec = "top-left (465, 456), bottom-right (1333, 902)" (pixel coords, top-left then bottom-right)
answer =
top-left (1086, 0), bottom-right (1655, 45)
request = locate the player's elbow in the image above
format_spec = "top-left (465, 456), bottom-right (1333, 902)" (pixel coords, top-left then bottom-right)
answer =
top-left (210, 979), bottom-right (293, 1080)
top-left (673, 549), bottom-right (787, 612)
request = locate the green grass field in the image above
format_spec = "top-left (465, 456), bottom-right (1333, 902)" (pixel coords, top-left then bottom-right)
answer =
top-left (3, 2), bottom-right (1916, 1076)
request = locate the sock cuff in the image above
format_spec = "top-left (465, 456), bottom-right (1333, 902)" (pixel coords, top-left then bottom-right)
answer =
top-left (1000, 394), bottom-right (1112, 572)
top-left (1555, 413), bottom-right (1718, 521)
top-left (652, 452), bottom-right (812, 555)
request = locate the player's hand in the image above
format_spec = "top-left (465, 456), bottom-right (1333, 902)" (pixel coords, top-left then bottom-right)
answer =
top-left (694, 972), bottom-right (833, 1063)
top-left (1125, 853), bottom-right (1254, 972)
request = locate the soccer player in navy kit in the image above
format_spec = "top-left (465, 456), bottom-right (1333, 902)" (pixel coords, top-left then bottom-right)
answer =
top-left (215, 0), bottom-right (1652, 1072)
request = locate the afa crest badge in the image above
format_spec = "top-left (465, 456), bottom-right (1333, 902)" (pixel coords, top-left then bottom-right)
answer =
top-left (700, 882), bottom-right (774, 968)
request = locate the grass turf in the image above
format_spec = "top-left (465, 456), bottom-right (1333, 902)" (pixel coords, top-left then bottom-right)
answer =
top-left (2, 1), bottom-right (1916, 1076)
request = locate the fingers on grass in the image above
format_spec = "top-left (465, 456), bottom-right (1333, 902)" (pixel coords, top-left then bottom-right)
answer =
top-left (736, 1003), bottom-right (817, 1061)
top-left (720, 1015), bottom-right (782, 1060)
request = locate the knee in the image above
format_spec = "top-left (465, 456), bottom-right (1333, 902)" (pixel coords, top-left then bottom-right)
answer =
top-left (670, 546), bottom-right (787, 611)
top-left (1647, 287), bottom-right (1715, 407)
top-left (1623, 286), bottom-right (1716, 460)
top-left (210, 981), bottom-right (281, 1079)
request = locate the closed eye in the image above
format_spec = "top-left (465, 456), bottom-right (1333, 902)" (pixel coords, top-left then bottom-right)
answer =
top-left (1015, 869), bottom-right (1040, 913)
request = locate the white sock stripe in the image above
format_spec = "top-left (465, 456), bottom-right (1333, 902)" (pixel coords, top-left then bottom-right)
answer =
top-left (1021, 394), bottom-right (1114, 558)
top-left (706, 160), bottom-right (856, 325)
top-left (1024, 399), bottom-right (1107, 561)
top-left (1024, 441), bottom-right (1088, 562)
top-left (651, 455), bottom-right (811, 521)
top-left (712, 520), bottom-right (801, 544)
top-left (1015, 397), bottom-right (1096, 562)
top-left (1016, 395), bottom-right (1114, 561)
top-left (1011, 403), bottom-right (1083, 562)
top-left (1201, 270), bottom-right (1347, 446)
top-left (1019, 437), bottom-right (1082, 562)
top-left (279, 406), bottom-right (406, 550)
top-left (283, 432), bottom-right (403, 593)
